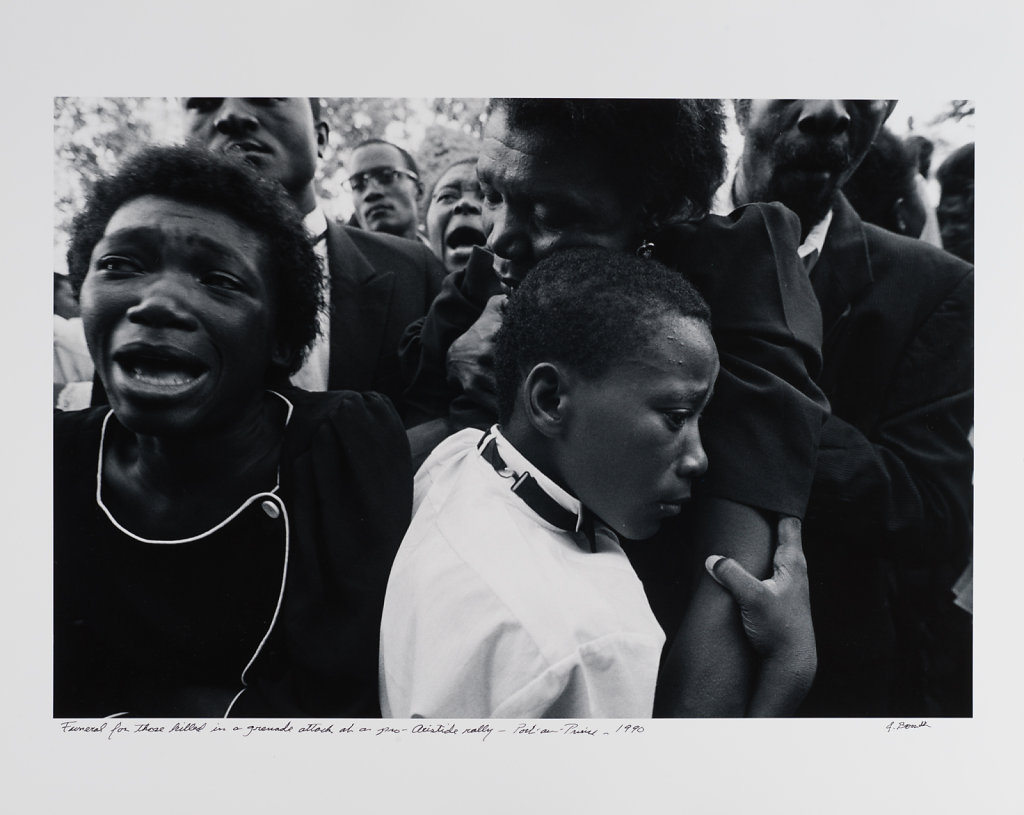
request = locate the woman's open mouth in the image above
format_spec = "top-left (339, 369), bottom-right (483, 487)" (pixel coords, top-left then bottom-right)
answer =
top-left (445, 225), bottom-right (486, 251)
top-left (111, 345), bottom-right (210, 397)
top-left (445, 225), bottom-right (487, 268)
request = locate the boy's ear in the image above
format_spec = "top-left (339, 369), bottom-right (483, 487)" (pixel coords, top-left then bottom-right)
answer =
top-left (522, 362), bottom-right (571, 438)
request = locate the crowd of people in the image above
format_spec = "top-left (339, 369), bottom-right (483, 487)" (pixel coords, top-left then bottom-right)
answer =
top-left (53, 97), bottom-right (974, 719)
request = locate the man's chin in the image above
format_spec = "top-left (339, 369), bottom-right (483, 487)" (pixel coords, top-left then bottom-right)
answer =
top-left (775, 183), bottom-right (837, 234)
top-left (364, 216), bottom-right (401, 237)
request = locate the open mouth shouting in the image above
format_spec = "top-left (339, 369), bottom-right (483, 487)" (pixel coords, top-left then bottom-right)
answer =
top-left (444, 224), bottom-right (487, 268)
top-left (111, 343), bottom-right (211, 400)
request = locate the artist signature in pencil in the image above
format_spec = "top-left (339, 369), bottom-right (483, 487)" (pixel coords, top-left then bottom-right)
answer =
top-left (885, 720), bottom-right (932, 733)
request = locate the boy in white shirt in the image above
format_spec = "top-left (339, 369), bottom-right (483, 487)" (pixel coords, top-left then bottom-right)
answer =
top-left (380, 247), bottom-right (815, 718)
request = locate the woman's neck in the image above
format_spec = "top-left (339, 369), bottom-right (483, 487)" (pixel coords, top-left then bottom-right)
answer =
top-left (102, 392), bottom-right (288, 538)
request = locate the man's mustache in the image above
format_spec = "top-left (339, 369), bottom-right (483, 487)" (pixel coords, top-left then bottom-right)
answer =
top-left (776, 137), bottom-right (851, 173)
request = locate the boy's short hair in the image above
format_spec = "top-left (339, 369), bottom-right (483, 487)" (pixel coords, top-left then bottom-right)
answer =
top-left (66, 144), bottom-right (324, 378)
top-left (494, 247), bottom-right (712, 425)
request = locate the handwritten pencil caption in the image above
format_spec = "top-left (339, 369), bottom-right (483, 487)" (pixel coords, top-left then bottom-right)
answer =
top-left (58, 720), bottom-right (648, 742)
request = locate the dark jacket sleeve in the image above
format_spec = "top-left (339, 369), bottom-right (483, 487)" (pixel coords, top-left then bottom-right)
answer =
top-left (659, 204), bottom-right (830, 518)
top-left (398, 248), bottom-right (496, 427)
top-left (807, 266), bottom-right (973, 565)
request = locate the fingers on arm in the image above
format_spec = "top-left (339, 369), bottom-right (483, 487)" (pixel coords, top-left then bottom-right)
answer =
top-left (705, 555), bottom-right (766, 609)
top-left (773, 516), bottom-right (809, 579)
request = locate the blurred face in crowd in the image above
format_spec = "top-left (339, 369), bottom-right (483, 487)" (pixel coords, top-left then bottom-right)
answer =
top-left (80, 195), bottom-right (278, 437)
top-left (183, 98), bottom-right (327, 215)
top-left (734, 99), bottom-right (894, 232)
top-left (555, 313), bottom-right (718, 541)
top-left (348, 143), bottom-right (422, 241)
top-left (476, 107), bottom-right (642, 288)
top-left (426, 161), bottom-right (486, 273)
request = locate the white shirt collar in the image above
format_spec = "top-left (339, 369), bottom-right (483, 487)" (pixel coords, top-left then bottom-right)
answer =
top-left (799, 209), bottom-right (832, 261)
top-left (488, 426), bottom-right (587, 534)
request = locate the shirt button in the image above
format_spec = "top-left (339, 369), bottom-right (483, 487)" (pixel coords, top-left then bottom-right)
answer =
top-left (261, 500), bottom-right (281, 520)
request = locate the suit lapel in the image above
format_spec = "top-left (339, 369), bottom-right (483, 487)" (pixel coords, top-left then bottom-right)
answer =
top-left (324, 221), bottom-right (395, 391)
top-left (811, 193), bottom-right (874, 355)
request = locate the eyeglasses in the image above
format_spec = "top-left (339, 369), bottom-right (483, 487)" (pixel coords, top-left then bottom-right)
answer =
top-left (345, 166), bottom-right (420, 193)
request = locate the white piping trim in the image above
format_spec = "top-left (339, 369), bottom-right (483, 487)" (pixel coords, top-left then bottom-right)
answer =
top-left (224, 493), bottom-right (291, 718)
top-left (89, 389), bottom-right (296, 717)
top-left (94, 390), bottom-right (294, 544)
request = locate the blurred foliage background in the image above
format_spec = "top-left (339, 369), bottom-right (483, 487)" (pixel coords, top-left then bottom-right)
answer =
top-left (53, 97), bottom-right (974, 275)
top-left (53, 97), bottom-right (489, 273)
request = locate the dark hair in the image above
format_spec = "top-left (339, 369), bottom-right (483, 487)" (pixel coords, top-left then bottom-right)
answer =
top-left (842, 127), bottom-right (923, 235)
top-left (936, 141), bottom-right (974, 194)
top-left (352, 138), bottom-right (420, 177)
top-left (309, 97), bottom-right (321, 121)
top-left (489, 99), bottom-right (726, 229)
top-left (67, 144), bottom-right (324, 378)
top-left (494, 247), bottom-right (712, 425)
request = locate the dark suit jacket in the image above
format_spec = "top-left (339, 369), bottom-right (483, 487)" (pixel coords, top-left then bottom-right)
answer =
top-left (798, 193), bottom-right (974, 716)
top-left (322, 220), bottom-right (443, 420)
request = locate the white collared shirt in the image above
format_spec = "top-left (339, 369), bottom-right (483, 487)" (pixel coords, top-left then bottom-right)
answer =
top-left (381, 427), bottom-right (665, 719)
top-left (289, 207), bottom-right (332, 391)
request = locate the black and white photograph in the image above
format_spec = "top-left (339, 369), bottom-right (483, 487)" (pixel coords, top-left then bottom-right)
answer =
top-left (4, 2), bottom-right (1019, 812)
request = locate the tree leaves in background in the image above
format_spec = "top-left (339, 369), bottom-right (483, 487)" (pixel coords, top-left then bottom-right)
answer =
top-left (53, 97), bottom-right (487, 271)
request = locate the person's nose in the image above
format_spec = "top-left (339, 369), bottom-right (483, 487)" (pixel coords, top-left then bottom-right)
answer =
top-left (797, 99), bottom-right (851, 137)
top-left (214, 98), bottom-right (259, 136)
top-left (453, 193), bottom-right (482, 216)
top-left (675, 426), bottom-right (709, 480)
top-left (485, 205), bottom-right (530, 264)
top-left (359, 173), bottom-right (394, 200)
top-left (126, 274), bottom-right (199, 331)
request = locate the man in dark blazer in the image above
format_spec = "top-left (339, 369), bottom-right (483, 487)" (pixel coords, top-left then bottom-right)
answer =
top-left (182, 97), bottom-right (444, 422)
top-left (726, 100), bottom-right (974, 717)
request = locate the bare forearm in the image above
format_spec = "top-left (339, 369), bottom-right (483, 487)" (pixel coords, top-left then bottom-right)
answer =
top-left (747, 649), bottom-right (817, 717)
top-left (656, 499), bottom-right (773, 717)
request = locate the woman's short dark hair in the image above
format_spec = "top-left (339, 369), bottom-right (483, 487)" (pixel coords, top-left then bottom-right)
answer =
top-left (494, 247), bottom-right (712, 425)
top-left (489, 98), bottom-right (727, 230)
top-left (67, 144), bottom-right (324, 378)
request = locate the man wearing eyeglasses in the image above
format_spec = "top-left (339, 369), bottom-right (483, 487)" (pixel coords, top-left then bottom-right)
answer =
top-left (347, 139), bottom-right (426, 245)
top-left (181, 98), bottom-right (444, 422)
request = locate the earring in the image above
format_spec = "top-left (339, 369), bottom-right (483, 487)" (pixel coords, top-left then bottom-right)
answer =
top-left (636, 240), bottom-right (656, 259)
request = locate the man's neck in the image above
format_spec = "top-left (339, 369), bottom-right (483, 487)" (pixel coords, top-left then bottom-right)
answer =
top-left (733, 163), bottom-right (832, 242)
top-left (292, 184), bottom-right (318, 217)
